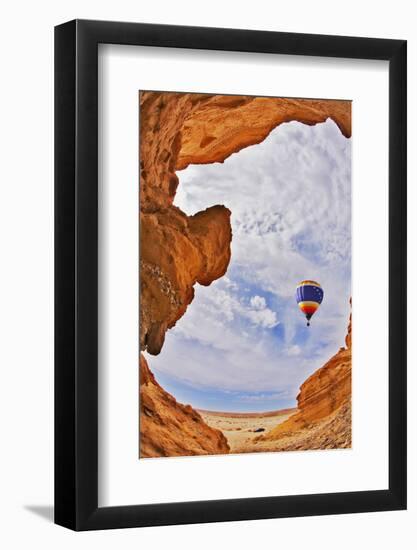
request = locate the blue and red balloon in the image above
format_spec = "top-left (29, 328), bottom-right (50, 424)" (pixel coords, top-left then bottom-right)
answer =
top-left (296, 280), bottom-right (324, 326)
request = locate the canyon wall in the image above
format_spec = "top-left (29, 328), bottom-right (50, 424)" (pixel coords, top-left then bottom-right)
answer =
top-left (140, 354), bottom-right (230, 457)
top-left (139, 91), bottom-right (351, 457)
top-left (140, 92), bottom-right (351, 212)
top-left (140, 205), bottom-right (231, 354)
top-left (177, 95), bottom-right (351, 170)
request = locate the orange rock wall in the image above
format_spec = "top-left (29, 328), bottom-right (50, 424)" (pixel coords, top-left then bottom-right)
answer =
top-left (177, 95), bottom-right (351, 170)
top-left (140, 205), bottom-right (231, 354)
top-left (140, 354), bottom-right (230, 457)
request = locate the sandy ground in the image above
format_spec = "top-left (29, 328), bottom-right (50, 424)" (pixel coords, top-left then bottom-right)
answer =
top-left (236, 399), bottom-right (352, 453)
top-left (200, 399), bottom-right (351, 454)
top-left (198, 409), bottom-right (296, 453)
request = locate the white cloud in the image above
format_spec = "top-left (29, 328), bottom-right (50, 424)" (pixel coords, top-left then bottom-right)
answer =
top-left (250, 295), bottom-right (266, 310)
top-left (176, 286), bottom-right (278, 338)
top-left (287, 345), bottom-right (301, 357)
top-left (245, 307), bottom-right (278, 329)
top-left (222, 276), bottom-right (238, 290)
top-left (238, 391), bottom-right (290, 402)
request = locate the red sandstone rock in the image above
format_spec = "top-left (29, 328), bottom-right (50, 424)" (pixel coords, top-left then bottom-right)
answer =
top-left (140, 92), bottom-right (351, 209)
top-left (140, 204), bottom-right (232, 354)
top-left (139, 354), bottom-right (230, 457)
top-left (177, 95), bottom-right (351, 170)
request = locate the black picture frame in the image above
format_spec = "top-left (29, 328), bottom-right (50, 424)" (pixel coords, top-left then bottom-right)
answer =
top-left (55, 19), bottom-right (407, 531)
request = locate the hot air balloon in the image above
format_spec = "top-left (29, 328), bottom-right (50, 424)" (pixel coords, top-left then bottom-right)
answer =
top-left (296, 280), bottom-right (324, 326)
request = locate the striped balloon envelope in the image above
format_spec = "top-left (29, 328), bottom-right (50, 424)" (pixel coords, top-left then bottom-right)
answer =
top-left (296, 280), bottom-right (324, 326)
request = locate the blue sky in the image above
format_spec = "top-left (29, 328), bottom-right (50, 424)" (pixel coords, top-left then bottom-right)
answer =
top-left (146, 117), bottom-right (351, 412)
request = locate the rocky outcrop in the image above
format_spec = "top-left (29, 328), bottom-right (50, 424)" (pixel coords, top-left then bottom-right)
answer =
top-left (235, 399), bottom-right (351, 453)
top-left (140, 92), bottom-right (351, 210)
top-left (256, 308), bottom-right (352, 447)
top-left (177, 95), bottom-right (351, 171)
top-left (140, 354), bottom-right (230, 457)
top-left (140, 205), bottom-right (231, 354)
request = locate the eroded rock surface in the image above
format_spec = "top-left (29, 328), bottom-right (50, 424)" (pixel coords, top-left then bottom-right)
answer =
top-left (177, 95), bottom-right (351, 170)
top-left (140, 205), bottom-right (231, 354)
top-left (140, 354), bottom-right (230, 457)
top-left (140, 92), bottom-right (351, 210)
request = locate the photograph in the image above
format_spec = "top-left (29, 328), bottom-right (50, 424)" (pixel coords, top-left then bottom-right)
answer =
top-left (0, 0), bottom-right (409, 543)
top-left (139, 91), bottom-right (352, 458)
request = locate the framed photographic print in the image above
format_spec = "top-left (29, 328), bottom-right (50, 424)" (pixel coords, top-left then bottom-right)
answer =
top-left (55, 20), bottom-right (407, 530)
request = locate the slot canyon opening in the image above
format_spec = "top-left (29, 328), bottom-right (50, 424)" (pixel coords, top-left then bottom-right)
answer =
top-left (139, 92), bottom-right (352, 457)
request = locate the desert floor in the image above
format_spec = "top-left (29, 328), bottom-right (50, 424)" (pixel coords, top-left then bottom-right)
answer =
top-left (200, 398), bottom-right (352, 454)
top-left (198, 409), bottom-right (296, 453)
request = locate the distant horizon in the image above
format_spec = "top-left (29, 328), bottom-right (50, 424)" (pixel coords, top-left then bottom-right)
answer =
top-left (148, 364), bottom-right (299, 413)
top-left (149, 116), bottom-right (351, 413)
top-left (196, 407), bottom-right (297, 417)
